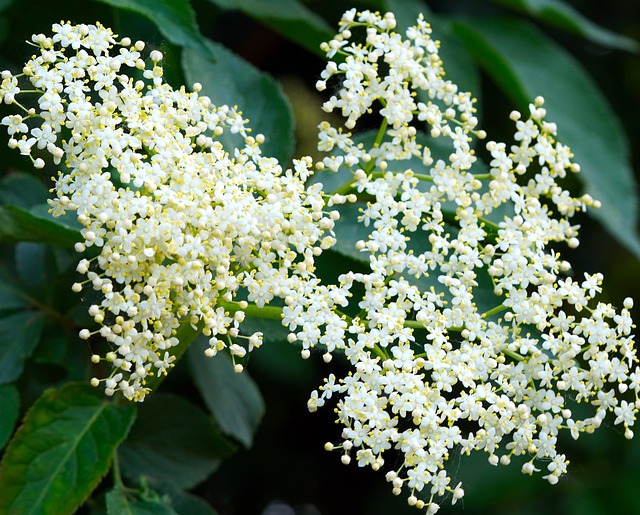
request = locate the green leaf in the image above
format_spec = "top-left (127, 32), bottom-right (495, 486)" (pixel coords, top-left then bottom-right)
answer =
top-left (13, 243), bottom-right (78, 316)
top-left (187, 336), bottom-right (265, 447)
top-left (453, 18), bottom-right (640, 256)
top-left (0, 311), bottom-right (45, 384)
top-left (182, 40), bottom-right (294, 164)
top-left (166, 490), bottom-right (219, 515)
top-left (15, 242), bottom-right (50, 295)
top-left (0, 383), bottom-right (19, 450)
top-left (106, 487), bottom-right (177, 515)
top-left (205, 0), bottom-right (333, 55)
top-left (33, 329), bottom-right (69, 367)
top-left (0, 266), bottom-right (30, 312)
top-left (0, 204), bottom-right (82, 246)
top-left (240, 316), bottom-right (312, 383)
top-left (118, 394), bottom-right (235, 490)
top-left (143, 320), bottom-right (200, 394)
top-left (329, 202), bottom-right (368, 265)
top-left (96, 0), bottom-right (209, 55)
top-left (0, 173), bottom-right (49, 209)
top-left (0, 0), bottom-right (14, 12)
top-left (0, 383), bottom-right (136, 515)
top-left (431, 15), bottom-right (481, 107)
top-left (382, 0), bottom-right (431, 32)
top-left (492, 0), bottom-right (640, 53)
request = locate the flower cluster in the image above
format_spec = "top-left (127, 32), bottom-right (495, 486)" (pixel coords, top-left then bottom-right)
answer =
top-left (0, 22), bottom-right (338, 401)
top-left (295, 9), bottom-right (639, 512)
top-left (1, 10), bottom-right (637, 513)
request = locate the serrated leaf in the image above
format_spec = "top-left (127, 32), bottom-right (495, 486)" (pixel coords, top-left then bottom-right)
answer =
top-left (0, 383), bottom-right (136, 515)
top-left (0, 311), bottom-right (45, 384)
top-left (182, 40), bottom-right (294, 164)
top-left (118, 394), bottom-right (235, 490)
top-left (96, 0), bottom-right (209, 55)
top-left (492, 0), bottom-right (640, 53)
top-left (453, 18), bottom-right (640, 256)
top-left (205, 0), bottom-right (332, 55)
top-left (0, 204), bottom-right (81, 246)
top-left (106, 487), bottom-right (177, 515)
top-left (0, 383), bottom-right (19, 450)
top-left (0, 173), bottom-right (49, 209)
top-left (187, 337), bottom-right (264, 448)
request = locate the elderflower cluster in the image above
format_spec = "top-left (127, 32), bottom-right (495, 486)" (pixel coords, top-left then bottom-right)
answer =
top-left (294, 9), bottom-right (639, 512)
top-left (1, 10), bottom-right (637, 512)
top-left (0, 21), bottom-right (338, 401)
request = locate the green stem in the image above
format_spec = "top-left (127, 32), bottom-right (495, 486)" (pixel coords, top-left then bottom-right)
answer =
top-left (330, 177), bottom-right (359, 197)
top-left (413, 173), bottom-right (434, 182)
top-left (482, 304), bottom-right (507, 319)
top-left (361, 117), bottom-right (388, 175)
top-left (479, 215), bottom-right (501, 233)
top-left (372, 117), bottom-right (388, 149)
top-left (112, 449), bottom-right (125, 489)
top-left (404, 319), bottom-right (426, 330)
top-left (219, 300), bottom-right (285, 321)
top-left (372, 344), bottom-right (388, 360)
top-left (503, 348), bottom-right (525, 362)
top-left (402, 318), bottom-right (462, 333)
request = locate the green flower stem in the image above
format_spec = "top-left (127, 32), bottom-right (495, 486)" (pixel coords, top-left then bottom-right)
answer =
top-left (220, 300), bottom-right (285, 321)
top-left (404, 319), bottom-right (427, 330)
top-left (372, 344), bottom-right (389, 360)
top-left (413, 173), bottom-right (434, 182)
top-left (111, 448), bottom-right (125, 489)
top-left (372, 117), bottom-right (388, 150)
top-left (329, 179), bottom-right (359, 197)
top-left (361, 117), bottom-right (388, 175)
top-left (144, 302), bottom-right (288, 396)
top-left (502, 348), bottom-right (526, 362)
top-left (218, 299), bottom-right (393, 361)
top-left (482, 304), bottom-right (507, 319)
top-left (479, 216), bottom-right (501, 234)
top-left (157, 300), bottom-right (511, 371)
